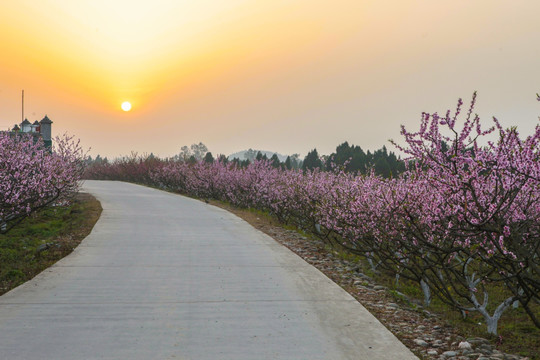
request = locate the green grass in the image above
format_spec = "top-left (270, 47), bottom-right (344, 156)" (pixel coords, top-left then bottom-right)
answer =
top-left (0, 193), bottom-right (102, 296)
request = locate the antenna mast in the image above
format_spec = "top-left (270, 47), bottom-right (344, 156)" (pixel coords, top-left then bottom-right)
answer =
top-left (21, 89), bottom-right (24, 123)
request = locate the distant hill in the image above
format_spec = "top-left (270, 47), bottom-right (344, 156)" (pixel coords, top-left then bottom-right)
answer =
top-left (228, 149), bottom-right (288, 162)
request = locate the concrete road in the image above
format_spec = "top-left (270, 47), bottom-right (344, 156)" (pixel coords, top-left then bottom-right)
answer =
top-left (0, 180), bottom-right (417, 360)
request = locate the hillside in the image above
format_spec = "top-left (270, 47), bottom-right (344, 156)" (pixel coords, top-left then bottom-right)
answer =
top-left (228, 149), bottom-right (288, 162)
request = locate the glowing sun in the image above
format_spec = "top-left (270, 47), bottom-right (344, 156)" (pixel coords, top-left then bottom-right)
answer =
top-left (121, 101), bottom-right (132, 112)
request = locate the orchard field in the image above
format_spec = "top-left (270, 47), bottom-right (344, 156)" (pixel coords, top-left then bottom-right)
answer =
top-left (0, 132), bottom-right (93, 294)
top-left (0, 133), bottom-right (85, 234)
top-left (85, 94), bottom-right (539, 346)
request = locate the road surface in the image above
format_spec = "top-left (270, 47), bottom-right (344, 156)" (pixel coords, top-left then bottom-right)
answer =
top-left (0, 180), bottom-right (417, 359)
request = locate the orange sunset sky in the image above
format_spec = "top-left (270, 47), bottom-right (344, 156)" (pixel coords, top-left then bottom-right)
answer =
top-left (1, 0), bottom-right (539, 158)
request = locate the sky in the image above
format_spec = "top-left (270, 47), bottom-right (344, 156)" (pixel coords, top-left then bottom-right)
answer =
top-left (1, 0), bottom-right (539, 159)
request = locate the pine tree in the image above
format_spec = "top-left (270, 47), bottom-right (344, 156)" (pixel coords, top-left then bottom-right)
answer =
top-left (284, 156), bottom-right (292, 170)
top-left (270, 153), bottom-right (281, 168)
top-left (302, 149), bottom-right (323, 171)
top-left (204, 152), bottom-right (215, 163)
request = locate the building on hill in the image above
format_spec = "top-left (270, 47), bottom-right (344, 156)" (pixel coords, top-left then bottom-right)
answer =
top-left (32, 120), bottom-right (40, 132)
top-left (7, 115), bottom-right (53, 148)
top-left (20, 119), bottom-right (32, 132)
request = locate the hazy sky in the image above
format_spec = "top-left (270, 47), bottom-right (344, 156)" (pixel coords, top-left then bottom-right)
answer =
top-left (1, 0), bottom-right (539, 158)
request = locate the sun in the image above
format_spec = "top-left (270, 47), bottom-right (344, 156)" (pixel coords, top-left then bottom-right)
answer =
top-left (121, 101), bottom-right (132, 112)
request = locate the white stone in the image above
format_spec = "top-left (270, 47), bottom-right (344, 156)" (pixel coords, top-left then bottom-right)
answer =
top-left (414, 339), bottom-right (429, 347)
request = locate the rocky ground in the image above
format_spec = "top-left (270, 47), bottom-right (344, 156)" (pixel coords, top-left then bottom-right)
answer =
top-left (215, 203), bottom-right (531, 360)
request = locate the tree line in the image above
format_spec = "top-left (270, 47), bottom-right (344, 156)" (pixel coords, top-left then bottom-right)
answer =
top-left (87, 142), bottom-right (406, 179)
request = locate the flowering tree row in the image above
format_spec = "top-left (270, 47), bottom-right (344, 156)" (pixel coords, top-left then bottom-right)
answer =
top-left (85, 95), bottom-right (539, 334)
top-left (0, 133), bottom-right (85, 233)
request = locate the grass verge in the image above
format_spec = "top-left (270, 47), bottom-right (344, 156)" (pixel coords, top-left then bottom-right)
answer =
top-left (0, 192), bottom-right (102, 296)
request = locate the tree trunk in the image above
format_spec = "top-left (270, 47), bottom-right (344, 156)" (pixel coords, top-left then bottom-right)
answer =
top-left (420, 279), bottom-right (431, 307)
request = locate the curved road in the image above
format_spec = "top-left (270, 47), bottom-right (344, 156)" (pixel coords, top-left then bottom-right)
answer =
top-left (0, 181), bottom-right (417, 359)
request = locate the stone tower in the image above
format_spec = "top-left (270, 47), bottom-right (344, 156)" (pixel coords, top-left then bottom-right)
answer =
top-left (39, 115), bottom-right (53, 148)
